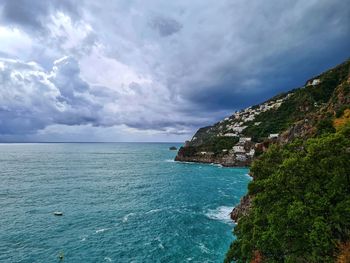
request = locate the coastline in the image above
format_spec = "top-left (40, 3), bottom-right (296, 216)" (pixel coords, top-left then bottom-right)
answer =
top-left (174, 152), bottom-right (253, 167)
top-left (175, 156), bottom-right (253, 224)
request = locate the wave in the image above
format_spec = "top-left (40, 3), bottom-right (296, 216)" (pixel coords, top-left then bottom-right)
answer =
top-left (165, 159), bottom-right (175, 162)
top-left (174, 160), bottom-right (225, 168)
top-left (155, 236), bottom-right (165, 250)
top-left (145, 208), bottom-right (163, 214)
top-left (104, 257), bottom-right (112, 262)
top-left (245, 173), bottom-right (253, 180)
top-left (95, 228), bottom-right (109, 234)
top-left (198, 242), bottom-right (211, 254)
top-left (205, 206), bottom-right (233, 224)
top-left (122, 212), bottom-right (135, 223)
top-left (158, 243), bottom-right (165, 250)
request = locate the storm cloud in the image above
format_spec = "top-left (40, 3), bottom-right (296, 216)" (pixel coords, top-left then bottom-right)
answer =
top-left (0, 0), bottom-right (349, 141)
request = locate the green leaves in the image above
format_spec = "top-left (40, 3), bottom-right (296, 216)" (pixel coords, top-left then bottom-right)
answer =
top-left (226, 130), bottom-right (350, 262)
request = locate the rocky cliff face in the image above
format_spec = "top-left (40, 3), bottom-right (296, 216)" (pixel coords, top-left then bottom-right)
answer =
top-left (175, 138), bottom-right (255, 166)
top-left (176, 59), bottom-right (350, 222)
top-left (175, 59), bottom-right (350, 168)
top-left (230, 195), bottom-right (252, 222)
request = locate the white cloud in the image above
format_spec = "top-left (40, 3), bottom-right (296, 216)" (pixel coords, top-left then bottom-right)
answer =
top-left (48, 11), bottom-right (94, 51)
top-left (79, 45), bottom-right (152, 92)
top-left (0, 26), bottom-right (33, 58)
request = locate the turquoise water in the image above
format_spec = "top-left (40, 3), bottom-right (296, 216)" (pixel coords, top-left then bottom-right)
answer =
top-left (0, 143), bottom-right (250, 263)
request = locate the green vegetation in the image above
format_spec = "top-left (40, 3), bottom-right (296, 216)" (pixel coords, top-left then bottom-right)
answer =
top-left (179, 136), bottom-right (239, 156)
top-left (336, 105), bottom-right (350, 118)
top-left (199, 136), bottom-right (239, 154)
top-left (176, 59), bottom-right (350, 261)
top-left (225, 125), bottom-right (350, 263)
top-left (243, 60), bottom-right (350, 141)
top-left (316, 116), bottom-right (336, 135)
top-left (243, 91), bottom-right (309, 141)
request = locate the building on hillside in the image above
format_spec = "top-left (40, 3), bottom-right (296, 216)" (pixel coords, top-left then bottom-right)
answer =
top-left (239, 137), bottom-right (252, 143)
top-left (247, 149), bottom-right (255, 156)
top-left (236, 154), bottom-right (247, 162)
top-left (233, 145), bottom-right (245, 153)
top-left (223, 133), bottom-right (237, 137)
top-left (307, 78), bottom-right (321, 86)
top-left (269, 133), bottom-right (279, 139)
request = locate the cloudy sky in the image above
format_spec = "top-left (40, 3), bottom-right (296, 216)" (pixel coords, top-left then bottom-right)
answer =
top-left (0, 0), bottom-right (349, 142)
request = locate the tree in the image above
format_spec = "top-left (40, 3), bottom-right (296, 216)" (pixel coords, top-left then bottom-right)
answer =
top-left (226, 126), bottom-right (350, 262)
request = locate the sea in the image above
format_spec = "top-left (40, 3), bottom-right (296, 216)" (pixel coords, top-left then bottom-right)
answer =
top-left (0, 143), bottom-right (250, 263)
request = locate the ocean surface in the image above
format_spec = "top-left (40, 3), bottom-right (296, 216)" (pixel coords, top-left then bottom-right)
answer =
top-left (0, 143), bottom-right (250, 263)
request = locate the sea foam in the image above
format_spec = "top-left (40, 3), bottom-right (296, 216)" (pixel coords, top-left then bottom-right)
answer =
top-left (122, 213), bottom-right (135, 223)
top-left (205, 206), bottom-right (233, 224)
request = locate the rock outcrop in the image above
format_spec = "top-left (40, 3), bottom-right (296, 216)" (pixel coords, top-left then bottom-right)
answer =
top-left (230, 195), bottom-right (252, 222)
top-left (176, 59), bottom-right (350, 223)
top-left (175, 59), bottom-right (350, 168)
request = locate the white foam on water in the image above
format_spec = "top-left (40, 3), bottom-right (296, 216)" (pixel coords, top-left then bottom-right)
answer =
top-left (205, 206), bottom-right (233, 224)
top-left (158, 243), bottom-right (164, 250)
top-left (122, 212), bottom-right (135, 223)
top-left (210, 163), bottom-right (223, 168)
top-left (145, 208), bottom-right (162, 214)
top-left (245, 173), bottom-right (253, 180)
top-left (80, 235), bottom-right (88, 241)
top-left (198, 242), bottom-right (211, 254)
top-left (95, 228), bottom-right (109, 234)
top-left (218, 189), bottom-right (230, 197)
top-left (165, 159), bottom-right (175, 162)
top-left (104, 257), bottom-right (112, 262)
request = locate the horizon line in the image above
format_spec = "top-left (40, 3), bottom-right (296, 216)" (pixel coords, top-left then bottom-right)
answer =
top-left (0, 141), bottom-right (184, 144)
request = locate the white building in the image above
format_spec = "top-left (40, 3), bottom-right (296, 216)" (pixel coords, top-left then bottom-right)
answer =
top-left (223, 133), bottom-right (237, 137)
top-left (236, 154), bottom-right (247, 162)
top-left (248, 149), bottom-right (255, 156)
top-left (245, 115), bottom-right (255, 122)
top-left (269, 133), bottom-right (279, 139)
top-left (233, 145), bottom-right (245, 153)
top-left (239, 137), bottom-right (252, 143)
top-left (232, 126), bottom-right (247, 133)
top-left (311, 79), bottom-right (321, 85)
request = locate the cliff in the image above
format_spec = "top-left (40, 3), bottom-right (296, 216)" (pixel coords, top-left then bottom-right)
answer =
top-left (230, 59), bottom-right (350, 226)
top-left (175, 59), bottom-right (350, 168)
top-left (176, 59), bottom-right (350, 262)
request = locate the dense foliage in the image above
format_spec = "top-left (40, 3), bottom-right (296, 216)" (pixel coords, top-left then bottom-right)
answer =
top-left (199, 136), bottom-right (239, 154)
top-left (179, 136), bottom-right (239, 156)
top-left (225, 124), bottom-right (350, 262)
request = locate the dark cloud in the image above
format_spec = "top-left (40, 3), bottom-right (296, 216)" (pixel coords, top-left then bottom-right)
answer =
top-left (0, 0), bottom-right (80, 33)
top-left (52, 57), bottom-right (89, 102)
top-left (149, 16), bottom-right (182, 37)
top-left (0, 57), bottom-right (101, 134)
top-left (0, 0), bottom-right (48, 30)
top-left (0, 0), bottom-right (349, 141)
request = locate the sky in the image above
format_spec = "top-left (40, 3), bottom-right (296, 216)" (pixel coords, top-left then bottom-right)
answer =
top-left (0, 0), bottom-right (349, 142)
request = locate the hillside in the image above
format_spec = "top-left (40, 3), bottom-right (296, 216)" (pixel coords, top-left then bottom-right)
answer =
top-left (226, 126), bottom-right (350, 262)
top-left (176, 59), bottom-right (350, 262)
top-left (175, 59), bottom-right (350, 167)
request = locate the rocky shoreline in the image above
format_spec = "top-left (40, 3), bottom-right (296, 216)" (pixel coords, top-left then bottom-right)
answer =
top-left (175, 152), bottom-right (253, 223)
top-left (174, 153), bottom-right (252, 167)
top-left (230, 194), bottom-right (252, 222)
